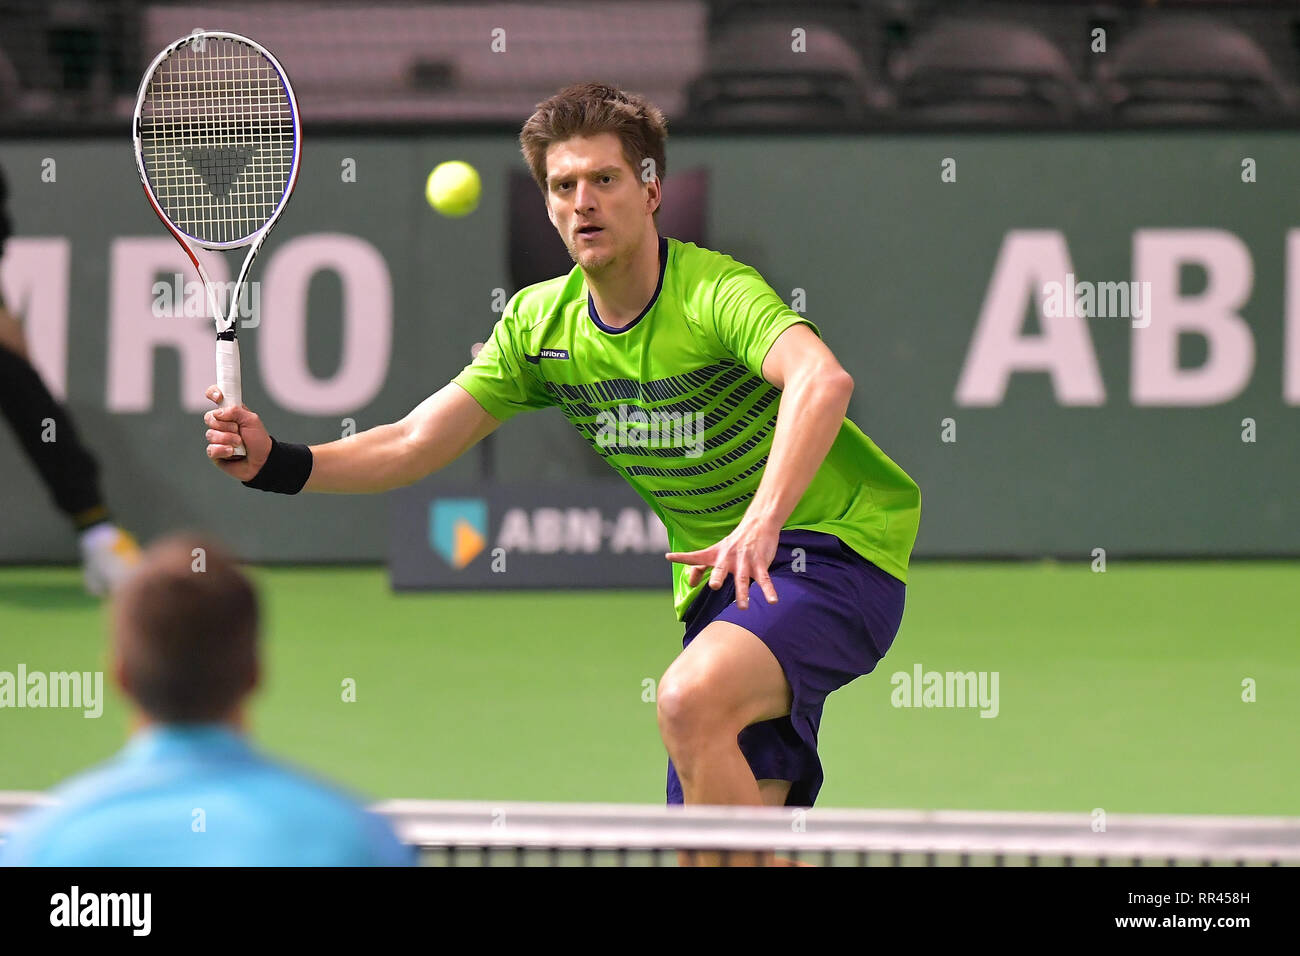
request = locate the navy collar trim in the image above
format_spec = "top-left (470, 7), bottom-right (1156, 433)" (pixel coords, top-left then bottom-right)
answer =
top-left (586, 235), bottom-right (668, 335)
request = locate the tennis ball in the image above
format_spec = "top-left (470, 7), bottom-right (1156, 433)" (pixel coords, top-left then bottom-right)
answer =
top-left (425, 161), bottom-right (481, 217)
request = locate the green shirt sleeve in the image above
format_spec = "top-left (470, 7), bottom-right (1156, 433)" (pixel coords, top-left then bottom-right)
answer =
top-left (451, 299), bottom-right (554, 422)
top-left (708, 262), bottom-right (821, 377)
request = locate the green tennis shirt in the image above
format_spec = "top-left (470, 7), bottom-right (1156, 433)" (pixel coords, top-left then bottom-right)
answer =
top-left (454, 236), bottom-right (921, 619)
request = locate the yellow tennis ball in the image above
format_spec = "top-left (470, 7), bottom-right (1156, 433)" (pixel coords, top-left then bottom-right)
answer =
top-left (425, 161), bottom-right (481, 217)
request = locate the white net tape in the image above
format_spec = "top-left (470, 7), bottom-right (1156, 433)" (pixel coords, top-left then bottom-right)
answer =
top-left (4, 792), bottom-right (1297, 866)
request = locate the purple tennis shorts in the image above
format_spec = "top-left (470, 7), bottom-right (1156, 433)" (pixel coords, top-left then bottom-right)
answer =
top-left (665, 529), bottom-right (906, 808)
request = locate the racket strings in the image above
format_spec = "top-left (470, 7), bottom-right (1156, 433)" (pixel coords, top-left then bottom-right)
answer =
top-left (139, 36), bottom-right (295, 246)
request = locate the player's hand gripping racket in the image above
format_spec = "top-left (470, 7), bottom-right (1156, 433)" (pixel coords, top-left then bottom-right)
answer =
top-left (133, 31), bottom-right (300, 459)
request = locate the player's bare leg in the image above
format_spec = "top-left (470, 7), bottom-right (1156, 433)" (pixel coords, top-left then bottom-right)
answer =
top-left (671, 780), bottom-right (797, 867)
top-left (758, 779), bottom-right (792, 806)
top-left (657, 620), bottom-right (793, 866)
top-left (754, 779), bottom-right (817, 866)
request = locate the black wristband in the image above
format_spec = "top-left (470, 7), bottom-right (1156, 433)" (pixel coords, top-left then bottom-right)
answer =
top-left (242, 438), bottom-right (313, 495)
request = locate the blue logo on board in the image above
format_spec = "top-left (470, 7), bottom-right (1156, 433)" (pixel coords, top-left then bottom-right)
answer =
top-left (430, 498), bottom-right (488, 568)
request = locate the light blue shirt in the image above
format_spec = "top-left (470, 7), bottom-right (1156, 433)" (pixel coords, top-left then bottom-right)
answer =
top-left (0, 725), bottom-right (414, 866)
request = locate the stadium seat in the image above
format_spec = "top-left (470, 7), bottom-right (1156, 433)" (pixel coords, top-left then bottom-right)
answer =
top-left (685, 20), bottom-right (877, 126)
top-left (141, 1), bottom-right (707, 124)
top-left (508, 167), bottom-right (710, 293)
top-left (707, 0), bottom-right (877, 54)
top-left (891, 18), bottom-right (1083, 124)
top-left (1097, 18), bottom-right (1291, 123)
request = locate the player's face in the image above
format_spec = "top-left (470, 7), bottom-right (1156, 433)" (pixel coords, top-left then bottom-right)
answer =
top-left (545, 133), bottom-right (653, 273)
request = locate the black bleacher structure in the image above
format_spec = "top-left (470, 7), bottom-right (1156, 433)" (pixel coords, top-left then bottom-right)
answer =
top-left (2, 0), bottom-right (1300, 129)
top-left (685, 0), bottom-right (1300, 128)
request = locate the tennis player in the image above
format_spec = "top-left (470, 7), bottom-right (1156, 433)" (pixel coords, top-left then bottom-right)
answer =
top-left (203, 83), bottom-right (920, 855)
top-left (0, 162), bottom-right (141, 594)
top-left (0, 533), bottom-right (413, 866)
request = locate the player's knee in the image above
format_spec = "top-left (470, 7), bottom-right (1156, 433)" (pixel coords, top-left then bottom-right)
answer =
top-left (654, 675), bottom-right (693, 741)
top-left (656, 671), bottom-right (737, 747)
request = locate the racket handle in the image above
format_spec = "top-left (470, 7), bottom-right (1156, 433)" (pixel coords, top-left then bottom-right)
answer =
top-left (216, 338), bottom-right (247, 460)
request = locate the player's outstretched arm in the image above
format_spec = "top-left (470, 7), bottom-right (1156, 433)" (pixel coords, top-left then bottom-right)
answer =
top-left (307, 382), bottom-right (500, 493)
top-left (203, 382), bottom-right (500, 494)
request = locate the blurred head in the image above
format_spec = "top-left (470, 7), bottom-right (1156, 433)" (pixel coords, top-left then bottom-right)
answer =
top-left (519, 82), bottom-right (667, 275)
top-left (110, 533), bottom-right (259, 726)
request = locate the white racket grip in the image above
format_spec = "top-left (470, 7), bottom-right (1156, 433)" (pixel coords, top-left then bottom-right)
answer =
top-left (215, 338), bottom-right (247, 459)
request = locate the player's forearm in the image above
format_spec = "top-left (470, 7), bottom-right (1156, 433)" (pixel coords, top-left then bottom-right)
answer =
top-left (744, 364), bottom-right (853, 530)
top-left (304, 421), bottom-right (420, 494)
top-left (301, 383), bottom-right (500, 494)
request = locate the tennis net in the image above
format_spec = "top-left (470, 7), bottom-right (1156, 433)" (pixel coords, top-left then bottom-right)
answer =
top-left (3, 791), bottom-right (1297, 867)
top-left (376, 799), bottom-right (1300, 867)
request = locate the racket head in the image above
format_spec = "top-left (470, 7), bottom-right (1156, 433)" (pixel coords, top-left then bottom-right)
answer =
top-left (132, 31), bottom-right (301, 252)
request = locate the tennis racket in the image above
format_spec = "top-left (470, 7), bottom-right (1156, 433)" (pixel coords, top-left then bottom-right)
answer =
top-left (132, 31), bottom-right (301, 459)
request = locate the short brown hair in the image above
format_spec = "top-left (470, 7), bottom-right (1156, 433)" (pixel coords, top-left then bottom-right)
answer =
top-left (111, 533), bottom-right (258, 723)
top-left (519, 82), bottom-right (668, 224)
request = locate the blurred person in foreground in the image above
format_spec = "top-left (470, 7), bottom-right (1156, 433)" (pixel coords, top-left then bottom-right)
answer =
top-left (0, 532), bottom-right (413, 866)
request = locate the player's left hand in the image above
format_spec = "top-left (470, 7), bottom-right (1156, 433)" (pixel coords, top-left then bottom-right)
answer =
top-left (665, 518), bottom-right (780, 610)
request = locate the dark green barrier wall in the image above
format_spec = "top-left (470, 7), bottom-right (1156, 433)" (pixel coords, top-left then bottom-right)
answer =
top-left (2, 132), bottom-right (1297, 562)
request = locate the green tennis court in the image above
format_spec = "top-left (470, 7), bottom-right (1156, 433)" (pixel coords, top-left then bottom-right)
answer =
top-left (2, 561), bottom-right (1295, 816)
